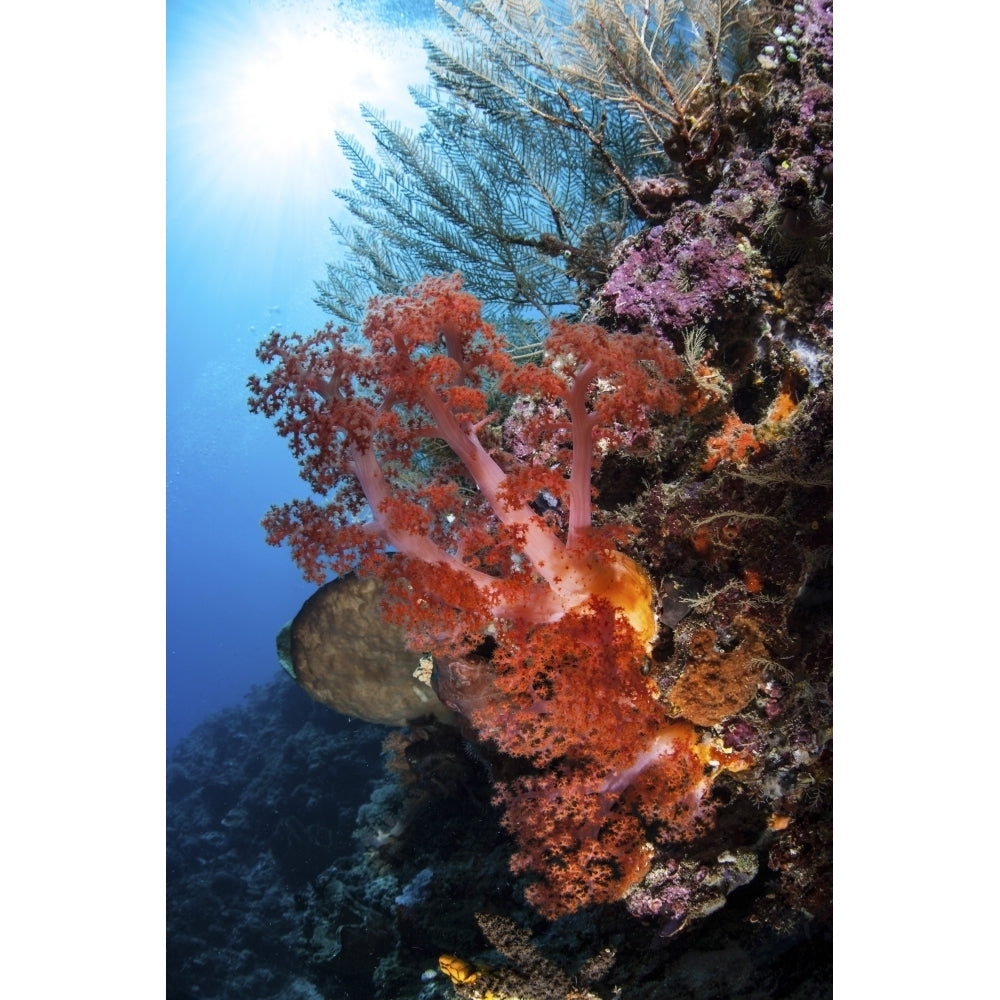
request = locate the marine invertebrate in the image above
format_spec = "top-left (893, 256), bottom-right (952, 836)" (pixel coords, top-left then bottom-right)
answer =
top-left (440, 912), bottom-right (611, 999)
top-left (320, 0), bottom-right (770, 336)
top-left (249, 273), bottom-right (681, 657)
top-left (251, 274), bottom-right (716, 917)
top-left (624, 850), bottom-right (759, 937)
top-left (665, 616), bottom-right (771, 726)
top-left (701, 412), bottom-right (763, 471)
top-left (439, 954), bottom-right (481, 987)
top-left (602, 225), bottom-right (770, 338)
top-left (435, 604), bottom-right (731, 918)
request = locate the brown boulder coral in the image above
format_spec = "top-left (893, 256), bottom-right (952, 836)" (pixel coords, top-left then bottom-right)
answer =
top-left (665, 616), bottom-right (770, 727)
top-left (284, 574), bottom-right (453, 727)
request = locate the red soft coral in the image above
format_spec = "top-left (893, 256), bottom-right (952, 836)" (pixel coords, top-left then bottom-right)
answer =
top-left (249, 274), bottom-right (681, 654)
top-left (436, 601), bottom-right (719, 918)
top-left (250, 273), bottom-right (714, 916)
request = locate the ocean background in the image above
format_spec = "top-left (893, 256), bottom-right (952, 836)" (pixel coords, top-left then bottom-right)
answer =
top-left (167, 0), bottom-right (439, 753)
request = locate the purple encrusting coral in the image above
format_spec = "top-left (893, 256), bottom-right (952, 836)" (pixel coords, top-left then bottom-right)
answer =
top-left (601, 0), bottom-right (832, 362)
top-left (624, 851), bottom-right (761, 940)
top-left (625, 862), bottom-right (691, 927)
top-left (803, 0), bottom-right (834, 67)
top-left (601, 160), bottom-right (778, 339)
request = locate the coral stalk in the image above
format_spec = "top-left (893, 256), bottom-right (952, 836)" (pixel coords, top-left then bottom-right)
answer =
top-left (249, 273), bottom-right (714, 917)
top-left (249, 274), bottom-right (681, 652)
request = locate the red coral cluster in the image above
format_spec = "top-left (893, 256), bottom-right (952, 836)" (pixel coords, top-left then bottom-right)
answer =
top-left (701, 412), bottom-right (762, 472)
top-left (250, 275), bottom-right (716, 916)
top-left (436, 603), bottom-right (720, 918)
top-left (249, 274), bottom-right (683, 656)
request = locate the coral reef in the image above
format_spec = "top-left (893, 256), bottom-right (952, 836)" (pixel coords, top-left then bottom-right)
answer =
top-left (229, 0), bottom-right (834, 994)
top-left (248, 275), bottom-right (724, 915)
top-left (167, 678), bottom-right (832, 999)
top-left (166, 679), bottom-right (391, 998)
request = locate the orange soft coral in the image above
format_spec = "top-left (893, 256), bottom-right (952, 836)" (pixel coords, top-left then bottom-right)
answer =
top-left (249, 274), bottom-right (681, 656)
top-left (251, 274), bottom-right (708, 918)
top-left (701, 412), bottom-right (762, 472)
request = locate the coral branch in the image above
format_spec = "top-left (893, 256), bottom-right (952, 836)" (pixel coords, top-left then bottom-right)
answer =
top-left (249, 273), bottom-right (680, 655)
top-left (250, 274), bottom-right (708, 916)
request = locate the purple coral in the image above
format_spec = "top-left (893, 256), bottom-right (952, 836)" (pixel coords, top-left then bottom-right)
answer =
top-left (600, 151), bottom-right (781, 342)
top-left (720, 719), bottom-right (761, 754)
top-left (602, 223), bottom-right (764, 336)
top-left (625, 863), bottom-right (691, 936)
top-left (802, 0), bottom-right (834, 70)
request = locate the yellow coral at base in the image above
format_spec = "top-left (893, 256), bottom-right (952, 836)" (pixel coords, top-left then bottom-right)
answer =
top-left (440, 954), bottom-right (480, 985)
top-left (582, 549), bottom-right (657, 652)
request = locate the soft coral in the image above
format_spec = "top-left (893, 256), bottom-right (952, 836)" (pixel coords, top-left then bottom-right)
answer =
top-left (436, 602), bottom-right (719, 918)
top-left (249, 273), bottom-right (715, 917)
top-left (248, 274), bottom-right (681, 655)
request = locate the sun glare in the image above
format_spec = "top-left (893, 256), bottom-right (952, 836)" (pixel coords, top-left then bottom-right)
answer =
top-left (169, 2), bottom-right (429, 219)
top-left (227, 29), bottom-right (341, 167)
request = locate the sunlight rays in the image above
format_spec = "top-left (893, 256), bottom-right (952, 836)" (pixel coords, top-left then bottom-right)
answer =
top-left (168, 1), bottom-right (428, 218)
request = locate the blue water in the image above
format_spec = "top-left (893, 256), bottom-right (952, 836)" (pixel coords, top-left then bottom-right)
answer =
top-left (166, 0), bottom-right (438, 753)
